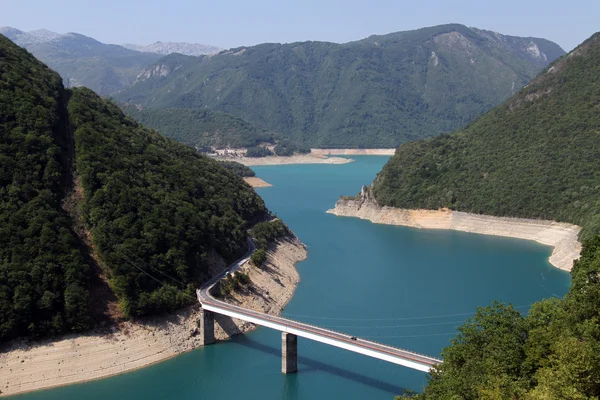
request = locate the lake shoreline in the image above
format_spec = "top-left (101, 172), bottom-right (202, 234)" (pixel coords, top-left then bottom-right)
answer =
top-left (327, 186), bottom-right (581, 271)
top-left (214, 148), bottom-right (395, 166)
top-left (0, 239), bottom-right (307, 397)
top-left (243, 176), bottom-right (272, 188)
top-left (214, 153), bottom-right (354, 166)
top-left (310, 148), bottom-right (395, 156)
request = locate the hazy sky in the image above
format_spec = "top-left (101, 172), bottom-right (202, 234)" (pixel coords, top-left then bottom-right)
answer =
top-left (2, 0), bottom-right (598, 51)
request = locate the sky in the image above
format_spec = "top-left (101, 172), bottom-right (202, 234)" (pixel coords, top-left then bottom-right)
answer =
top-left (1, 0), bottom-right (598, 51)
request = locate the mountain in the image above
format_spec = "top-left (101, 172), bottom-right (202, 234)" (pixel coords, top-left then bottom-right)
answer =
top-left (0, 33), bottom-right (266, 342)
top-left (0, 27), bottom-right (62, 44)
top-left (122, 41), bottom-right (221, 56)
top-left (119, 104), bottom-right (277, 149)
top-left (1, 26), bottom-right (163, 95)
top-left (375, 32), bottom-right (600, 400)
top-left (372, 32), bottom-right (600, 240)
top-left (115, 24), bottom-right (565, 148)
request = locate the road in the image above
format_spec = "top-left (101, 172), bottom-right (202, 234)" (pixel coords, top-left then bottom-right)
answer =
top-left (197, 237), bottom-right (442, 372)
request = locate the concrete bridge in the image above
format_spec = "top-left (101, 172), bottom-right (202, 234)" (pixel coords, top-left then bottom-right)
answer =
top-left (196, 240), bottom-right (442, 374)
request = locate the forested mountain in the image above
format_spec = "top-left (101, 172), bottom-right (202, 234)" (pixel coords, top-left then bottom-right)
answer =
top-left (373, 32), bottom-right (600, 241)
top-left (0, 34), bottom-right (266, 342)
top-left (0, 33), bottom-right (91, 340)
top-left (1, 26), bottom-right (162, 95)
top-left (115, 24), bottom-right (564, 147)
top-left (120, 104), bottom-right (277, 149)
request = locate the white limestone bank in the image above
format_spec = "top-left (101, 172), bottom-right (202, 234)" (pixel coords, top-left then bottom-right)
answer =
top-left (0, 239), bottom-right (306, 397)
top-left (327, 186), bottom-right (581, 272)
top-left (310, 148), bottom-right (396, 156)
top-left (243, 176), bottom-right (272, 188)
top-left (214, 153), bottom-right (353, 166)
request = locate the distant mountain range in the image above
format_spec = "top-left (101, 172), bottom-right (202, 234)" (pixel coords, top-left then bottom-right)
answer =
top-left (0, 24), bottom-right (566, 148)
top-left (115, 24), bottom-right (565, 147)
top-left (0, 27), bottom-right (220, 95)
top-left (122, 41), bottom-right (221, 56)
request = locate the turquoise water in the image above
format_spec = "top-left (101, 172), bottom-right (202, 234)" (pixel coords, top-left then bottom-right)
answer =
top-left (14, 156), bottom-right (571, 399)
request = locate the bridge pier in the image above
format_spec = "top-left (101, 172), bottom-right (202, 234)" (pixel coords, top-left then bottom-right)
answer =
top-left (199, 309), bottom-right (215, 345)
top-left (282, 332), bottom-right (298, 373)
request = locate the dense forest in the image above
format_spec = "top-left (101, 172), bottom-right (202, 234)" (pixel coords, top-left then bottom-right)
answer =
top-left (0, 34), bottom-right (268, 341)
top-left (0, 35), bottom-right (91, 341)
top-left (250, 219), bottom-right (291, 250)
top-left (115, 24), bottom-right (564, 147)
top-left (218, 161), bottom-right (256, 177)
top-left (374, 32), bottom-right (600, 241)
top-left (120, 105), bottom-right (277, 149)
top-left (69, 88), bottom-right (266, 317)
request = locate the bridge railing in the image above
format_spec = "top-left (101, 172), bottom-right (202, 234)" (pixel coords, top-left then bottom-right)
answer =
top-left (201, 293), bottom-right (442, 364)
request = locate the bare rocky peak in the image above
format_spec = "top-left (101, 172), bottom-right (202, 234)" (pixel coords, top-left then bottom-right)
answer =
top-left (0, 26), bottom-right (24, 38)
top-left (0, 26), bottom-right (64, 44)
top-left (509, 33), bottom-right (600, 112)
top-left (0, 26), bottom-right (220, 57)
top-left (469, 27), bottom-right (557, 63)
top-left (135, 63), bottom-right (183, 82)
top-left (28, 29), bottom-right (63, 42)
top-left (122, 41), bottom-right (221, 56)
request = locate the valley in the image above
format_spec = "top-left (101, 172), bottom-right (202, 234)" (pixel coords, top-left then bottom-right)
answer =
top-left (1, 10), bottom-right (599, 399)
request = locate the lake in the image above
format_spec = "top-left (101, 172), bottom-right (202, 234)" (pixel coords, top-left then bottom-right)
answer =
top-left (14, 156), bottom-right (571, 399)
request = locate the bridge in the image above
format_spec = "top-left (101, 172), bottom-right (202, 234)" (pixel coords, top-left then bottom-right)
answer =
top-left (196, 240), bottom-right (442, 374)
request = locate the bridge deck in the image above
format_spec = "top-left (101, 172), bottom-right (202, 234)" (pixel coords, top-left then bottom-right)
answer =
top-left (197, 288), bottom-right (441, 372)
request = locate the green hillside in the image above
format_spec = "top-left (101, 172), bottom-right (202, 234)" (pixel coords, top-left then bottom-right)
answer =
top-left (115, 24), bottom-right (564, 148)
top-left (69, 88), bottom-right (266, 317)
top-left (120, 105), bottom-right (277, 149)
top-left (0, 34), bottom-right (266, 341)
top-left (0, 33), bottom-right (91, 340)
top-left (374, 32), bottom-right (600, 241)
top-left (358, 33), bottom-right (600, 399)
top-left (2, 28), bottom-right (162, 95)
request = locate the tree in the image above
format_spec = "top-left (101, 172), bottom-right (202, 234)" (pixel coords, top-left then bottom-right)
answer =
top-left (251, 249), bottom-right (267, 267)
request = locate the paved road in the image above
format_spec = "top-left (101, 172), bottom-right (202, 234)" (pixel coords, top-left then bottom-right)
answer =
top-left (197, 237), bottom-right (442, 372)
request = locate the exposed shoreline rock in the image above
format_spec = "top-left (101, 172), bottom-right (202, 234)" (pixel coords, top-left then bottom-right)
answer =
top-left (243, 176), bottom-right (272, 188)
top-left (0, 239), bottom-right (307, 397)
top-left (310, 148), bottom-right (395, 156)
top-left (327, 186), bottom-right (581, 272)
top-left (214, 153), bottom-right (353, 166)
